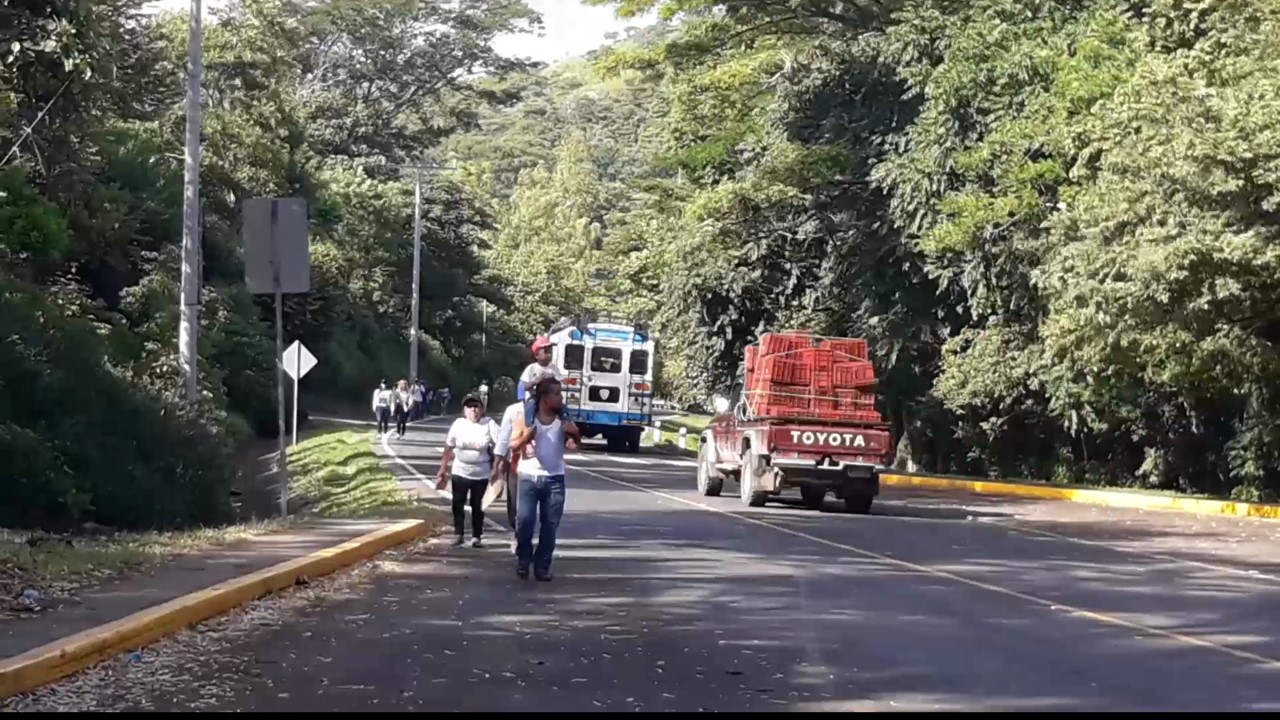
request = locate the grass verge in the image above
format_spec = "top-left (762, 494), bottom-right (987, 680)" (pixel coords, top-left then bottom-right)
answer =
top-left (0, 520), bottom-right (287, 618)
top-left (3, 427), bottom-right (418, 616)
top-left (286, 427), bottom-right (413, 518)
top-left (640, 413), bottom-right (713, 456)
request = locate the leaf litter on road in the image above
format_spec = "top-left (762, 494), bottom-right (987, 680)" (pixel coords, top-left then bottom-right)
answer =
top-left (1, 537), bottom-right (436, 712)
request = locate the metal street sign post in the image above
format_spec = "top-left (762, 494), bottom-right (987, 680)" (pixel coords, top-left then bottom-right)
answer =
top-left (243, 197), bottom-right (310, 517)
top-left (282, 339), bottom-right (318, 447)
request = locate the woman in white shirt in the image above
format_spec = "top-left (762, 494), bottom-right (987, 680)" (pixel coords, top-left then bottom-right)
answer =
top-left (393, 379), bottom-right (414, 439)
top-left (437, 395), bottom-right (498, 547)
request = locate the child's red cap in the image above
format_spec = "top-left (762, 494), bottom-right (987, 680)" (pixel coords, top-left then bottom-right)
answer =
top-left (531, 336), bottom-right (552, 352)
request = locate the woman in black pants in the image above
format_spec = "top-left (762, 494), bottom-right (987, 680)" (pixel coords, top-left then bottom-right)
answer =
top-left (393, 379), bottom-right (413, 438)
top-left (436, 395), bottom-right (497, 547)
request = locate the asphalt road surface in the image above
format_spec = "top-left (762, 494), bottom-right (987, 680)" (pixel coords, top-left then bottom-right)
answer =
top-left (43, 419), bottom-right (1280, 711)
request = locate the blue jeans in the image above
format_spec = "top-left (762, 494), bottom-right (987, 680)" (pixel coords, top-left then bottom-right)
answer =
top-left (515, 474), bottom-right (566, 574)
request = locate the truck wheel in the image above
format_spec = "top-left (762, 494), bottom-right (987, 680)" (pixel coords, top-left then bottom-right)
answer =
top-left (697, 442), bottom-right (723, 497)
top-left (624, 427), bottom-right (642, 454)
top-left (800, 485), bottom-right (826, 510)
top-left (740, 452), bottom-right (769, 507)
top-left (844, 495), bottom-right (873, 515)
top-left (605, 434), bottom-right (623, 453)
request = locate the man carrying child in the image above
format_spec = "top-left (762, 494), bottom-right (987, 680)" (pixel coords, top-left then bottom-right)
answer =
top-left (519, 336), bottom-right (569, 453)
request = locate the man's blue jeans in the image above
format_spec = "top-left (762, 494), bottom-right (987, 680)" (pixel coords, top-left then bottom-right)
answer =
top-left (515, 473), bottom-right (566, 574)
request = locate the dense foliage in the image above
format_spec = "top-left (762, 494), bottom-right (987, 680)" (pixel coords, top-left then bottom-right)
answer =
top-left (459, 0), bottom-right (1280, 500)
top-left (1, 0), bottom-right (538, 529)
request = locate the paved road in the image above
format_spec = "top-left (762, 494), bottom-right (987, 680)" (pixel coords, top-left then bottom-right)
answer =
top-left (55, 420), bottom-right (1280, 710)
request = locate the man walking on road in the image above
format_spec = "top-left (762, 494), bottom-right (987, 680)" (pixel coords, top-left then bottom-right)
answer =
top-left (509, 377), bottom-right (580, 581)
top-left (437, 395), bottom-right (498, 548)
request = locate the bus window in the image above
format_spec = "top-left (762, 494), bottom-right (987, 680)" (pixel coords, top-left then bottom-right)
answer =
top-left (628, 349), bottom-right (650, 376)
top-left (564, 344), bottom-right (585, 371)
top-left (590, 346), bottom-right (623, 374)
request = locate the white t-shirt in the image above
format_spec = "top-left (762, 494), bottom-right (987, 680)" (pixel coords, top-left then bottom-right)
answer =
top-left (520, 361), bottom-right (564, 388)
top-left (519, 418), bottom-right (567, 477)
top-left (493, 402), bottom-right (523, 459)
top-left (446, 417), bottom-right (498, 480)
top-left (372, 388), bottom-right (394, 411)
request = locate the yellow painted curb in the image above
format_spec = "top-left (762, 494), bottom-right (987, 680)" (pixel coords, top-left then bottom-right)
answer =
top-left (881, 473), bottom-right (1280, 521)
top-left (0, 518), bottom-right (429, 700)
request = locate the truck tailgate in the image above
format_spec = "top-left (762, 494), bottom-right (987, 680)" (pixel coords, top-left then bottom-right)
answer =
top-left (767, 424), bottom-right (893, 464)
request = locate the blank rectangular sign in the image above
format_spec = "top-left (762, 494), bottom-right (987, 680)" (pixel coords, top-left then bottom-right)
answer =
top-left (243, 197), bottom-right (310, 295)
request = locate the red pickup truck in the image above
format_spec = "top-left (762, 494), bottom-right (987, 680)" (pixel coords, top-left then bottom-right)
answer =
top-left (695, 332), bottom-right (894, 513)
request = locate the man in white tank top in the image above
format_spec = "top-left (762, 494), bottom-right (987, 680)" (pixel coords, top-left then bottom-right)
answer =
top-left (509, 377), bottom-right (580, 581)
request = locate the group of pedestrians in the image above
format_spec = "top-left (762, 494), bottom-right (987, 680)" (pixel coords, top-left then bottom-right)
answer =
top-left (435, 335), bottom-right (577, 581)
top-left (371, 379), bottom-right (414, 439)
top-left (372, 377), bottom-right (456, 438)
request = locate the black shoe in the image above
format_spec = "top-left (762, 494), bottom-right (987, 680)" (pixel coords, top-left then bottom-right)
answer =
top-left (453, 535), bottom-right (466, 547)
top-left (516, 564), bottom-right (530, 579)
top-left (534, 570), bottom-right (553, 582)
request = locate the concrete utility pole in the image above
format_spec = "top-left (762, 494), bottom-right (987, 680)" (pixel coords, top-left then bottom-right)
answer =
top-left (178, 0), bottom-right (204, 404)
top-left (405, 162), bottom-right (455, 383)
top-left (409, 168), bottom-right (423, 383)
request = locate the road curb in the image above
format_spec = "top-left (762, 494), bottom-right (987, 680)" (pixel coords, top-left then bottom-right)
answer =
top-left (881, 473), bottom-right (1280, 520)
top-left (0, 519), bottom-right (429, 700)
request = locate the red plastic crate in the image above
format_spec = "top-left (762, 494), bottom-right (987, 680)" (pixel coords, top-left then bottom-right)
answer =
top-left (758, 332), bottom-right (814, 358)
top-left (833, 362), bottom-right (875, 389)
top-left (746, 386), bottom-right (809, 415)
top-left (821, 338), bottom-right (869, 362)
top-left (836, 388), bottom-right (876, 409)
top-left (756, 355), bottom-right (812, 386)
top-left (745, 345), bottom-right (759, 372)
top-left (799, 347), bottom-right (835, 372)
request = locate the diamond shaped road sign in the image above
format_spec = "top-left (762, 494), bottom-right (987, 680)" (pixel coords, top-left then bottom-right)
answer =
top-left (282, 340), bottom-right (317, 381)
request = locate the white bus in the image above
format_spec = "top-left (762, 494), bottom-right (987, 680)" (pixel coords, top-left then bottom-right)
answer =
top-left (546, 319), bottom-right (655, 453)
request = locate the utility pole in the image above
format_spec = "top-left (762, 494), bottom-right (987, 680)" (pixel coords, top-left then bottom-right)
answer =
top-left (404, 162), bottom-right (454, 383)
top-left (178, 0), bottom-right (203, 404)
top-left (409, 168), bottom-right (423, 383)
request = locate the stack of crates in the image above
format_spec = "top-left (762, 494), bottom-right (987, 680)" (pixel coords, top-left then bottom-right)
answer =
top-left (820, 338), bottom-right (880, 423)
top-left (743, 332), bottom-right (882, 423)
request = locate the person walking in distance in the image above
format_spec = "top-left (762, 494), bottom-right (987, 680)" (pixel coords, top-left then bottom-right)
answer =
top-left (437, 395), bottom-right (498, 547)
top-left (510, 377), bottom-right (580, 581)
top-left (372, 380), bottom-right (393, 437)
top-left (393, 379), bottom-right (413, 439)
top-left (410, 379), bottom-right (425, 421)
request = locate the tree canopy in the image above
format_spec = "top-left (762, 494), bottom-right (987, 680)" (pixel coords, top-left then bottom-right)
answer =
top-left (456, 0), bottom-right (1280, 501)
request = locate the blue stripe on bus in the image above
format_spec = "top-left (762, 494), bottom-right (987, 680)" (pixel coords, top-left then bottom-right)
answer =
top-left (567, 409), bottom-right (650, 426)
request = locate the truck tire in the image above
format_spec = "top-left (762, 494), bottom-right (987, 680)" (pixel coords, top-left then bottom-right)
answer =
top-left (624, 427), bottom-right (642, 454)
top-left (605, 434), bottom-right (623, 453)
top-left (697, 441), bottom-right (723, 497)
top-left (800, 485), bottom-right (826, 510)
top-left (740, 451), bottom-right (769, 507)
top-left (844, 494), bottom-right (873, 515)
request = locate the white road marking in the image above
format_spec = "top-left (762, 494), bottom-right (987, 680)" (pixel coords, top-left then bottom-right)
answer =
top-left (566, 463), bottom-right (1280, 672)
top-left (379, 424), bottom-right (508, 534)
